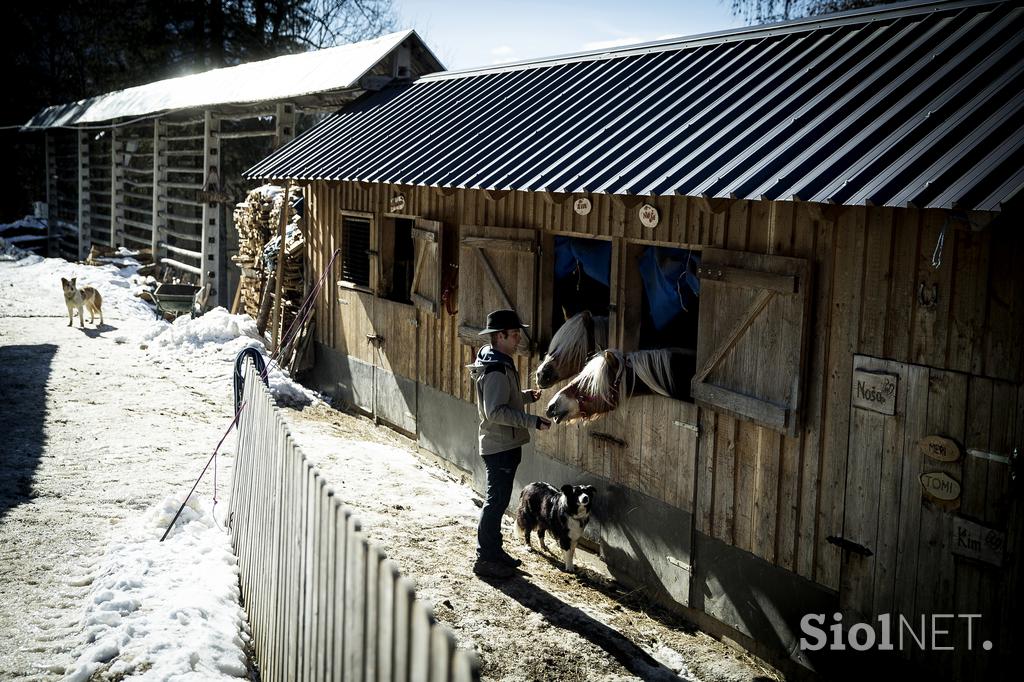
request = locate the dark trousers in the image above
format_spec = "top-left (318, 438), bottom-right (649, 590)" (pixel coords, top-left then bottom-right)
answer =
top-left (476, 447), bottom-right (522, 561)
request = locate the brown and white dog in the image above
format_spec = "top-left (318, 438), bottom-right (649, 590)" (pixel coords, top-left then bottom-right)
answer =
top-left (61, 277), bottom-right (103, 328)
top-left (515, 482), bottom-right (596, 572)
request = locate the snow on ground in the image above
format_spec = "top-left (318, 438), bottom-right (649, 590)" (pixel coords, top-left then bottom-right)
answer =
top-left (0, 236), bottom-right (314, 405)
top-left (62, 496), bottom-right (250, 682)
top-left (0, 239), bottom-right (312, 679)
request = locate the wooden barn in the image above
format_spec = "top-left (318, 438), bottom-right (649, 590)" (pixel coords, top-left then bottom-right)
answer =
top-left (22, 30), bottom-right (442, 307)
top-left (244, 1), bottom-right (1024, 678)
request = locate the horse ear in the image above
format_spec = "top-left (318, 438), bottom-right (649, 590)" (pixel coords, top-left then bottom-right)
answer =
top-left (561, 484), bottom-right (574, 497)
top-left (603, 349), bottom-right (616, 364)
top-left (561, 304), bottom-right (571, 321)
top-left (580, 309), bottom-right (591, 322)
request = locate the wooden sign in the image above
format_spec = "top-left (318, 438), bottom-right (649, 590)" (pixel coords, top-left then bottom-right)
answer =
top-left (952, 516), bottom-right (1005, 567)
top-left (389, 194), bottom-right (406, 213)
top-left (852, 369), bottom-right (898, 415)
top-left (638, 203), bottom-right (659, 228)
top-left (920, 471), bottom-right (961, 504)
top-left (918, 435), bottom-right (961, 462)
top-left (573, 197), bottom-right (592, 216)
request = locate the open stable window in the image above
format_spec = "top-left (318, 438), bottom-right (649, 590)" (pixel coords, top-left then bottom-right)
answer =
top-left (381, 216), bottom-right (415, 304)
top-left (340, 213), bottom-right (372, 289)
top-left (637, 245), bottom-right (700, 351)
top-left (614, 242), bottom-right (701, 402)
top-left (551, 236), bottom-right (611, 332)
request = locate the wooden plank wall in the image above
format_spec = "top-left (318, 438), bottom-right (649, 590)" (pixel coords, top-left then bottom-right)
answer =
top-left (302, 180), bottom-right (1022, 593)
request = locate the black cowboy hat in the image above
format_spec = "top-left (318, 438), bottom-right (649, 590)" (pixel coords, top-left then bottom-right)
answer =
top-left (479, 309), bottom-right (529, 335)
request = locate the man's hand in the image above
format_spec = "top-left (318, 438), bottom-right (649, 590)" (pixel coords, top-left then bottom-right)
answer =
top-left (523, 388), bottom-right (542, 403)
top-left (536, 416), bottom-right (552, 431)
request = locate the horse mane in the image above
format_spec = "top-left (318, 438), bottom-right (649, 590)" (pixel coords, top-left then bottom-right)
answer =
top-left (547, 312), bottom-right (605, 372)
top-left (628, 349), bottom-right (680, 398)
top-left (572, 350), bottom-right (625, 405)
top-left (571, 348), bottom-right (686, 403)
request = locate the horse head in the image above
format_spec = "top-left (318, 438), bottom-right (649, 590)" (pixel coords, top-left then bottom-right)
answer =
top-left (535, 310), bottom-right (608, 389)
top-left (545, 349), bottom-right (623, 423)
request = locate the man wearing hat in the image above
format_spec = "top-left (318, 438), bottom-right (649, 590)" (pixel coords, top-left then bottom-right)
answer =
top-left (468, 309), bottom-right (552, 579)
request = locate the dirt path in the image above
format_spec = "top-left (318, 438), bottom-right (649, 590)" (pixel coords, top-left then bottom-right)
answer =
top-left (0, 314), bottom-right (238, 680)
top-left (282, 403), bottom-right (782, 682)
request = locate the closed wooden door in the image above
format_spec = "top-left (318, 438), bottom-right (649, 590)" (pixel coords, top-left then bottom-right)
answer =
top-left (840, 354), bottom-right (1019, 676)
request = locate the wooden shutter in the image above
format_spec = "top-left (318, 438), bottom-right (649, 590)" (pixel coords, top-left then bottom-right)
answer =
top-left (340, 211), bottom-right (375, 292)
top-left (457, 225), bottom-right (537, 355)
top-left (691, 248), bottom-right (811, 436)
top-left (409, 218), bottom-right (442, 314)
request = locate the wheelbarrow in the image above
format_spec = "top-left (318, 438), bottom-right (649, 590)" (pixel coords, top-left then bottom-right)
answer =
top-left (153, 283), bottom-right (210, 319)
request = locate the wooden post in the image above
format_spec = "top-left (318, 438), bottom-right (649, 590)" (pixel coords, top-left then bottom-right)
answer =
top-left (201, 110), bottom-right (221, 303)
top-left (275, 102), bottom-right (296, 148)
top-left (152, 119), bottom-right (167, 259)
top-left (77, 129), bottom-right (90, 260)
top-left (270, 182), bottom-right (292, 352)
top-left (110, 126), bottom-right (124, 247)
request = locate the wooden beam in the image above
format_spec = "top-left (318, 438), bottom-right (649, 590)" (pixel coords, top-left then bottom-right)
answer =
top-left (411, 292), bottom-right (436, 314)
top-left (411, 227), bottom-right (437, 242)
top-left (692, 383), bottom-right (789, 433)
top-left (485, 189), bottom-right (509, 202)
top-left (697, 264), bottom-right (799, 294)
top-left (408, 241), bottom-right (428, 296)
top-left (693, 289), bottom-right (774, 385)
top-left (461, 236), bottom-right (535, 253)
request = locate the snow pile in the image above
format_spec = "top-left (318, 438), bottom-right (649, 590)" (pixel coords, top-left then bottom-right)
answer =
top-left (137, 307), bottom-right (318, 405)
top-left (62, 495), bottom-right (250, 681)
top-left (0, 215), bottom-right (46, 233)
top-left (0, 235), bottom-right (43, 263)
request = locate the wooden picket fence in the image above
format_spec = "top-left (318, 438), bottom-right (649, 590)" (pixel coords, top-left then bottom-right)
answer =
top-left (228, 360), bottom-right (478, 681)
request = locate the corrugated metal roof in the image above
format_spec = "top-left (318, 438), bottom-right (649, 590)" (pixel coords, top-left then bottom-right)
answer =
top-left (245, 0), bottom-right (1024, 212)
top-left (23, 30), bottom-right (443, 129)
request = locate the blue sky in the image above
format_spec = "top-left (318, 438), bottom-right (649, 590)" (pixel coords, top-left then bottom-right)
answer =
top-left (393, 1), bottom-right (746, 70)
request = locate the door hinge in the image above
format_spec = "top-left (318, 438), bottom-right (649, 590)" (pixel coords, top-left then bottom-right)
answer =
top-left (673, 419), bottom-right (699, 434)
top-left (365, 333), bottom-right (384, 348)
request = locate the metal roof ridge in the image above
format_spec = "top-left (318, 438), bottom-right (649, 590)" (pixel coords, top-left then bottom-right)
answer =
top-left (417, 0), bottom-right (1002, 82)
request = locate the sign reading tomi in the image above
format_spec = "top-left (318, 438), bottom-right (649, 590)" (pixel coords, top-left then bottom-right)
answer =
top-left (573, 197), bottom-right (592, 216)
top-left (639, 203), bottom-right (659, 228)
top-left (920, 471), bottom-right (961, 506)
top-left (389, 194), bottom-right (406, 213)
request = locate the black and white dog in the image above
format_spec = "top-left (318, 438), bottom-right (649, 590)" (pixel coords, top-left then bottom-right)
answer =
top-left (515, 482), bottom-right (596, 572)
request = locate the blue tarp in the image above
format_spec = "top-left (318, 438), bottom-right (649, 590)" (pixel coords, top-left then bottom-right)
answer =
top-left (554, 236), bottom-right (611, 287)
top-left (639, 246), bottom-right (701, 330)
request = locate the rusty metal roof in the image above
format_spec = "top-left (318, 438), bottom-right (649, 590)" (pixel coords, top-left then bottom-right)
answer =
top-left (245, 1), bottom-right (1024, 212)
